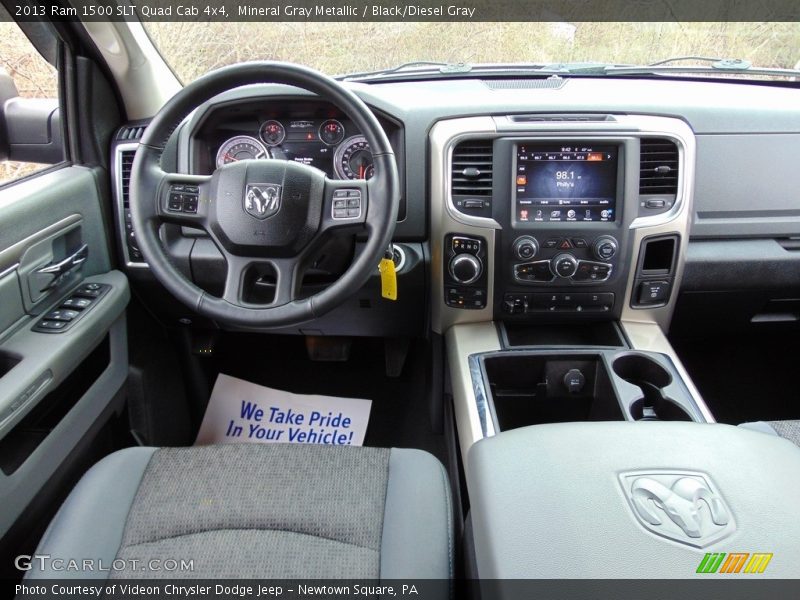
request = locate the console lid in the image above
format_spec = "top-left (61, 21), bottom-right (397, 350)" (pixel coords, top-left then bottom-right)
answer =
top-left (467, 422), bottom-right (800, 579)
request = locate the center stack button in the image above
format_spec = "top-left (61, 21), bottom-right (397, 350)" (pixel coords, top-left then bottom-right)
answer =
top-left (551, 253), bottom-right (579, 278)
top-left (513, 236), bottom-right (539, 260)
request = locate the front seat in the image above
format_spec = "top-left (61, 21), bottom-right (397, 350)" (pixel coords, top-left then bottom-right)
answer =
top-left (740, 420), bottom-right (800, 447)
top-left (26, 444), bottom-right (452, 580)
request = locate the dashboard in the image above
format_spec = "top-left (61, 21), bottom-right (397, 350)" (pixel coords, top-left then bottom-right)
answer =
top-left (112, 76), bottom-right (800, 337)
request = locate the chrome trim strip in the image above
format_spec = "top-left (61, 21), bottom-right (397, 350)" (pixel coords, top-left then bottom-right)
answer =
top-left (112, 143), bottom-right (148, 269)
top-left (0, 214), bottom-right (82, 275)
top-left (468, 352), bottom-right (494, 438)
top-left (0, 263), bottom-right (19, 280)
top-left (445, 322), bottom-right (501, 468)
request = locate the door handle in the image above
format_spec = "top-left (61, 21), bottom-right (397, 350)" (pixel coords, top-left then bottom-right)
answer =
top-left (35, 243), bottom-right (89, 291)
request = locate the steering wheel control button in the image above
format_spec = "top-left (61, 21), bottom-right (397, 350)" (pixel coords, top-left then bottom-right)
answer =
top-left (638, 280), bottom-right (671, 305)
top-left (332, 189), bottom-right (362, 219)
top-left (168, 193), bottom-right (183, 211)
top-left (183, 196), bottom-right (198, 214)
top-left (592, 236), bottom-right (619, 260)
top-left (552, 253), bottom-right (579, 278)
top-left (168, 185), bottom-right (200, 214)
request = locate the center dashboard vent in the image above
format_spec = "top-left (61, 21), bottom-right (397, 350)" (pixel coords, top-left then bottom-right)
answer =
top-left (639, 138), bottom-right (679, 195)
top-left (451, 140), bottom-right (493, 197)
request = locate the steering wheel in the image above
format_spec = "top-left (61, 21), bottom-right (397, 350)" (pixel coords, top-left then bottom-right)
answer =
top-left (129, 62), bottom-right (400, 328)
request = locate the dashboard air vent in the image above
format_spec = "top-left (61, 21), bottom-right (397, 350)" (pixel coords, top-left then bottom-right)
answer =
top-left (116, 125), bottom-right (146, 141)
top-left (451, 140), bottom-right (493, 197)
top-left (639, 138), bottom-right (679, 194)
top-left (119, 150), bottom-right (135, 208)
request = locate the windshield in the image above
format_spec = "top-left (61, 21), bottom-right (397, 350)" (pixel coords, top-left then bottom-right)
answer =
top-left (143, 22), bottom-right (800, 82)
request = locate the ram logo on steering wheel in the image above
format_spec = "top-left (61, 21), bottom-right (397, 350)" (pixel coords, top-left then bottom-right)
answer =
top-left (245, 183), bottom-right (282, 219)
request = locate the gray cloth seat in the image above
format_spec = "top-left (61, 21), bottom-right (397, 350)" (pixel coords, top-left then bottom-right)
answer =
top-left (739, 420), bottom-right (800, 447)
top-left (27, 444), bottom-right (452, 580)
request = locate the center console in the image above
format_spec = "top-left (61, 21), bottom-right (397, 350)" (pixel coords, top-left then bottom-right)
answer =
top-left (431, 114), bottom-right (712, 455)
top-left (431, 115), bottom-right (797, 587)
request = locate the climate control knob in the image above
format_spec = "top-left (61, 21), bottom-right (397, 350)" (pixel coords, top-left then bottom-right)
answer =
top-left (551, 253), bottom-right (579, 278)
top-left (449, 254), bottom-right (482, 285)
top-left (592, 236), bottom-right (619, 261)
top-left (512, 236), bottom-right (539, 260)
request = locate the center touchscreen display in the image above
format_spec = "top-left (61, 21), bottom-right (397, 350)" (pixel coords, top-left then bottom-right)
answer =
top-left (515, 144), bottom-right (618, 223)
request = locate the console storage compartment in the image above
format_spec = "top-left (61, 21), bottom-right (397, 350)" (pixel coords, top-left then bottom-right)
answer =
top-left (483, 353), bottom-right (623, 429)
top-left (479, 349), bottom-right (704, 429)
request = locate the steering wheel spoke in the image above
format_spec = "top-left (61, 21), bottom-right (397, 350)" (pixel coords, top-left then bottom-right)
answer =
top-left (222, 255), bottom-right (300, 308)
top-left (269, 257), bottom-right (302, 306)
top-left (156, 172), bottom-right (212, 228)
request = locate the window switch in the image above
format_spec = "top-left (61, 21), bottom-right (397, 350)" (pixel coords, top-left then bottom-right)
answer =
top-left (61, 297), bottom-right (92, 310)
top-left (74, 283), bottom-right (105, 298)
top-left (38, 320), bottom-right (68, 330)
top-left (45, 309), bottom-right (80, 322)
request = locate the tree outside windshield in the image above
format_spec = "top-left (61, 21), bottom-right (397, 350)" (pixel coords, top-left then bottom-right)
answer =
top-left (143, 22), bottom-right (800, 81)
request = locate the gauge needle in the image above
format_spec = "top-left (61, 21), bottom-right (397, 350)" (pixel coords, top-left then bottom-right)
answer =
top-left (224, 153), bottom-right (238, 162)
top-left (359, 164), bottom-right (365, 179)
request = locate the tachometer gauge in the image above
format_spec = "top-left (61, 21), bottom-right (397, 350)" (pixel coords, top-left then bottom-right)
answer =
top-left (334, 135), bottom-right (374, 180)
top-left (319, 119), bottom-right (345, 145)
top-left (215, 136), bottom-right (269, 168)
top-left (259, 120), bottom-right (286, 146)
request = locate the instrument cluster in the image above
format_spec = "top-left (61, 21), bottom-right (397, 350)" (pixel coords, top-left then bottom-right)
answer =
top-left (213, 116), bottom-right (374, 180)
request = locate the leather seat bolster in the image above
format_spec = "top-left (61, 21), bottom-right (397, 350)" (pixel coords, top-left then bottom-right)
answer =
top-left (381, 448), bottom-right (453, 579)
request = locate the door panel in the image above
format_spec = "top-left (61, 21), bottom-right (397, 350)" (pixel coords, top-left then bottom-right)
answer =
top-left (0, 165), bottom-right (129, 540)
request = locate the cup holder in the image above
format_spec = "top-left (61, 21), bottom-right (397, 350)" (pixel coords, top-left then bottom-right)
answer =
top-left (612, 354), bottom-right (692, 421)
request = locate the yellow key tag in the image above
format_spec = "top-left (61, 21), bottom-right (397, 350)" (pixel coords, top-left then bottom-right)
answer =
top-left (379, 257), bottom-right (397, 301)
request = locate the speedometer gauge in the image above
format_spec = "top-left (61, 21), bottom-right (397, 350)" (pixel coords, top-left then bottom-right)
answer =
top-left (334, 135), bottom-right (374, 180)
top-left (215, 136), bottom-right (269, 168)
